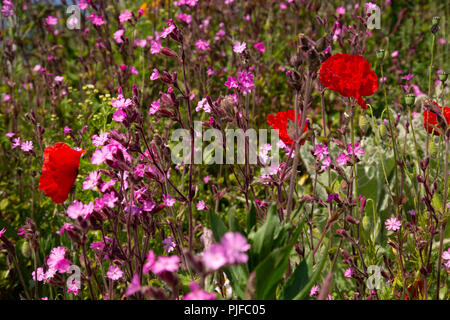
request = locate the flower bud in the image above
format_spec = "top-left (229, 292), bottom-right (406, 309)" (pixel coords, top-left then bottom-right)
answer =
top-left (161, 47), bottom-right (179, 59)
top-left (337, 229), bottom-right (349, 238)
top-left (438, 71), bottom-right (448, 82)
top-left (404, 94), bottom-right (415, 106)
top-left (432, 16), bottom-right (440, 27)
top-left (20, 241), bottom-right (31, 258)
top-left (345, 216), bottom-right (359, 225)
top-left (376, 49), bottom-right (385, 60)
top-left (359, 115), bottom-right (369, 134)
top-left (387, 240), bottom-right (398, 250)
top-left (339, 248), bottom-right (352, 260)
top-left (379, 124), bottom-right (387, 139)
top-left (361, 215), bottom-right (371, 231)
top-left (429, 140), bottom-right (437, 156)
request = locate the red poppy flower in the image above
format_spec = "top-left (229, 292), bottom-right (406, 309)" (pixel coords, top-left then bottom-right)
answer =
top-left (423, 102), bottom-right (450, 135)
top-left (267, 109), bottom-right (308, 146)
top-left (319, 53), bottom-right (378, 109)
top-left (38, 142), bottom-right (87, 203)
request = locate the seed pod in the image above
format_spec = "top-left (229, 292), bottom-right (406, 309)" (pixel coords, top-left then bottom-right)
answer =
top-left (429, 140), bottom-right (437, 155)
top-left (20, 241), bottom-right (31, 258)
top-left (359, 115), bottom-right (369, 134)
top-left (376, 49), bottom-right (385, 60)
top-left (362, 215), bottom-right (371, 231)
top-left (438, 71), bottom-right (448, 82)
top-left (379, 124), bottom-right (387, 139)
top-left (404, 94), bottom-right (415, 106)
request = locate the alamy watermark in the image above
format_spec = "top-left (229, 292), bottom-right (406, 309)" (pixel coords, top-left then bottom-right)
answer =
top-left (170, 121), bottom-right (281, 174)
top-left (366, 265), bottom-right (386, 290)
top-left (367, 4), bottom-right (381, 30)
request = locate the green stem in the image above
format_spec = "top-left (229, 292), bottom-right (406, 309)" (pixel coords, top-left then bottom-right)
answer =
top-left (436, 137), bottom-right (449, 300)
top-left (425, 34), bottom-right (436, 184)
top-left (380, 63), bottom-right (400, 207)
top-left (368, 106), bottom-right (395, 203)
top-left (350, 107), bottom-right (359, 215)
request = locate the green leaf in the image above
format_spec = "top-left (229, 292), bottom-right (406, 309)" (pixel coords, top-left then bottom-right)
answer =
top-left (280, 259), bottom-right (309, 300)
top-left (246, 203), bottom-right (257, 234)
top-left (292, 242), bottom-right (330, 300)
top-left (208, 210), bottom-right (228, 242)
top-left (229, 207), bottom-right (245, 235)
top-left (223, 264), bottom-right (248, 299)
top-left (254, 244), bottom-right (293, 299)
top-left (253, 214), bottom-right (306, 300)
top-left (0, 198), bottom-right (9, 211)
top-left (248, 203), bottom-right (280, 270)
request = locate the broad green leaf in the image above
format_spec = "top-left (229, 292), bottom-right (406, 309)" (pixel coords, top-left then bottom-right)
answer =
top-left (208, 210), bottom-right (228, 242)
top-left (248, 203), bottom-right (280, 270)
top-left (254, 244), bottom-right (293, 299)
top-left (280, 259), bottom-right (309, 300)
top-left (228, 207), bottom-right (245, 235)
top-left (246, 203), bottom-right (257, 234)
top-left (223, 264), bottom-right (248, 299)
top-left (292, 242), bottom-right (330, 300)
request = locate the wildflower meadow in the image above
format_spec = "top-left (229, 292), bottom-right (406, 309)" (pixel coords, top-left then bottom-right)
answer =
top-left (0, 0), bottom-right (449, 304)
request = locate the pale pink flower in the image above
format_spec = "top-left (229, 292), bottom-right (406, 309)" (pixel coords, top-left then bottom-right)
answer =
top-left (92, 132), bottom-right (109, 147)
top-left (47, 246), bottom-right (71, 274)
top-left (103, 192), bottom-right (118, 208)
top-left (196, 39), bottom-right (210, 51)
top-left (78, 0), bottom-right (89, 10)
top-left (148, 99), bottom-right (160, 115)
top-left (135, 39), bottom-right (147, 47)
top-left (112, 108), bottom-right (127, 122)
top-left (45, 16), bottom-right (58, 26)
top-left (83, 171), bottom-right (100, 190)
top-left (225, 76), bottom-right (239, 89)
top-left (150, 68), bottom-right (160, 81)
top-left (143, 250), bottom-right (156, 273)
top-left (320, 156), bottom-right (331, 171)
top-left (21, 141), bottom-right (33, 152)
top-left (161, 23), bottom-right (175, 38)
top-left (221, 232), bottom-right (250, 264)
top-left (151, 255), bottom-right (180, 274)
top-left (344, 268), bottom-right (354, 278)
top-left (130, 66), bottom-right (138, 75)
top-left (150, 39), bottom-right (161, 54)
top-left (184, 282), bottom-right (216, 300)
top-left (119, 10), bottom-right (132, 23)
top-left (107, 265), bottom-right (123, 280)
top-left (162, 236), bottom-right (176, 253)
top-left (312, 144), bottom-right (328, 161)
top-left (253, 42), bottom-right (265, 53)
top-left (336, 7), bottom-right (346, 15)
top-left (32, 267), bottom-right (45, 281)
top-left (233, 41), bottom-right (246, 53)
top-left (202, 244), bottom-right (227, 270)
top-left (113, 29), bottom-right (125, 43)
top-left (347, 142), bottom-right (365, 159)
top-left (385, 217), bottom-right (401, 231)
top-left (196, 200), bottom-right (206, 211)
top-left (310, 285), bottom-right (319, 297)
top-left (442, 248), bottom-right (450, 261)
top-left (196, 98), bottom-right (212, 113)
top-left (126, 274), bottom-right (141, 296)
top-left (163, 194), bottom-right (175, 207)
top-left (67, 279), bottom-right (80, 295)
top-left (11, 137), bottom-right (21, 149)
